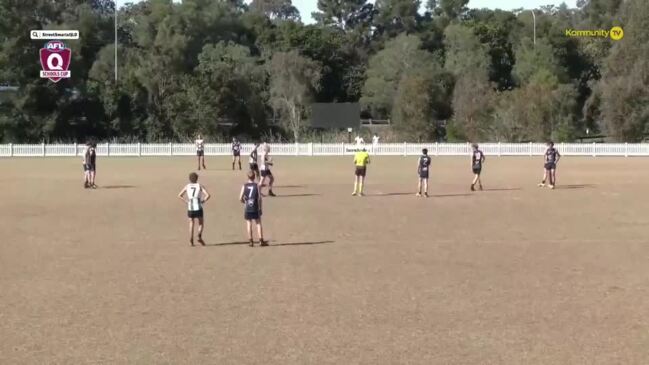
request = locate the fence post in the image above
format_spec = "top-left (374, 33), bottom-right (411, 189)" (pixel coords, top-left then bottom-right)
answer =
top-left (403, 142), bottom-right (407, 156)
top-left (73, 142), bottom-right (78, 156)
top-left (42, 142), bottom-right (46, 157)
top-left (309, 143), bottom-right (313, 156)
top-left (170, 142), bottom-right (173, 156)
top-left (107, 143), bottom-right (110, 156)
top-left (9, 143), bottom-right (13, 157)
top-left (625, 142), bottom-right (628, 157)
top-left (138, 142), bottom-right (141, 157)
top-left (295, 142), bottom-right (299, 156)
top-left (592, 142), bottom-right (596, 157)
top-left (435, 142), bottom-right (439, 156)
top-left (529, 142), bottom-right (532, 156)
top-left (341, 142), bottom-right (345, 155)
top-left (498, 142), bottom-right (501, 157)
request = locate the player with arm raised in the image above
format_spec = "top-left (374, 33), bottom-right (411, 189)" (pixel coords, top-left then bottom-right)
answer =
top-left (178, 172), bottom-right (211, 246)
top-left (417, 148), bottom-right (431, 197)
top-left (239, 170), bottom-right (267, 247)
top-left (470, 144), bottom-right (485, 191)
top-left (538, 141), bottom-right (561, 189)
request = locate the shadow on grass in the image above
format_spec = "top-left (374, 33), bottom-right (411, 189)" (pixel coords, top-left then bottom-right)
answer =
top-left (367, 192), bottom-right (413, 197)
top-left (483, 187), bottom-right (522, 192)
top-left (272, 240), bottom-right (334, 247)
top-left (101, 185), bottom-right (136, 189)
top-left (272, 193), bottom-right (319, 198)
top-left (555, 184), bottom-right (595, 190)
top-left (431, 193), bottom-right (473, 198)
top-left (204, 241), bottom-right (250, 247)
top-left (204, 240), bottom-right (334, 247)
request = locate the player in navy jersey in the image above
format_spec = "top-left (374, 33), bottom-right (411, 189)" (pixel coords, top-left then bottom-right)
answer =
top-left (249, 143), bottom-right (260, 181)
top-left (416, 148), bottom-right (431, 197)
top-left (538, 141), bottom-right (561, 189)
top-left (89, 143), bottom-right (97, 189)
top-left (239, 170), bottom-right (267, 247)
top-left (470, 144), bottom-right (485, 191)
top-left (231, 137), bottom-right (242, 170)
top-left (178, 172), bottom-right (211, 246)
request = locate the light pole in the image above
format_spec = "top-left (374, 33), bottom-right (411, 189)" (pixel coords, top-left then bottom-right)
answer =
top-left (531, 10), bottom-right (536, 46)
top-left (114, 1), bottom-right (118, 82)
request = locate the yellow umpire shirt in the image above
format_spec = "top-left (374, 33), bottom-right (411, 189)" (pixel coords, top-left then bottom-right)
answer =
top-left (354, 150), bottom-right (370, 167)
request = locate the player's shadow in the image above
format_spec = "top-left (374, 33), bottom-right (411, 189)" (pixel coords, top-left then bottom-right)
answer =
top-left (431, 193), bottom-right (472, 198)
top-left (204, 241), bottom-right (250, 247)
top-left (101, 185), bottom-right (136, 189)
top-left (271, 240), bottom-right (333, 247)
top-left (555, 184), bottom-right (595, 190)
top-left (204, 240), bottom-right (333, 247)
top-left (483, 188), bottom-right (521, 192)
top-left (368, 192), bottom-right (413, 197)
top-left (273, 193), bottom-right (319, 197)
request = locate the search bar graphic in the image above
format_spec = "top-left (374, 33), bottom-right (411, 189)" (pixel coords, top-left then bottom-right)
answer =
top-left (30, 30), bottom-right (79, 40)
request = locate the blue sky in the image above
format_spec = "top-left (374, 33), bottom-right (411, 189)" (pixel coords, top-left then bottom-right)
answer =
top-left (116, 0), bottom-right (578, 24)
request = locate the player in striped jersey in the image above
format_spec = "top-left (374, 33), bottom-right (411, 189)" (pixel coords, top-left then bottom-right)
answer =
top-left (259, 143), bottom-right (276, 196)
top-left (178, 172), bottom-right (211, 246)
top-left (239, 170), bottom-right (267, 247)
top-left (82, 142), bottom-right (91, 188)
top-left (195, 134), bottom-right (206, 170)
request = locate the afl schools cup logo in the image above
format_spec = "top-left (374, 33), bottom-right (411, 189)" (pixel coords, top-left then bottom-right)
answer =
top-left (39, 40), bottom-right (71, 83)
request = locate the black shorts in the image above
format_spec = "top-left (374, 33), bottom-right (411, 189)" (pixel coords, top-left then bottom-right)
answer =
top-left (197, 150), bottom-right (204, 157)
top-left (233, 151), bottom-right (240, 157)
top-left (261, 169), bottom-right (272, 177)
top-left (355, 166), bottom-right (367, 177)
top-left (419, 170), bottom-right (429, 179)
top-left (83, 164), bottom-right (95, 172)
top-left (472, 166), bottom-right (482, 174)
top-left (544, 162), bottom-right (556, 170)
top-left (250, 163), bottom-right (259, 171)
top-left (187, 209), bottom-right (203, 219)
top-left (245, 210), bottom-right (261, 220)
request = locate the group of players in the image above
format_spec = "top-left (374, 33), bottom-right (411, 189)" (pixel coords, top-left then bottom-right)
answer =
top-left (178, 136), bottom-right (277, 247)
top-left (122, 135), bottom-right (560, 247)
top-left (352, 140), bottom-right (561, 196)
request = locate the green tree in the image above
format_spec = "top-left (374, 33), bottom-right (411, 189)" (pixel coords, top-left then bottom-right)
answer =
top-left (250, 0), bottom-right (300, 21)
top-left (444, 24), bottom-right (494, 141)
top-left (268, 51), bottom-right (321, 141)
top-left (361, 34), bottom-right (439, 117)
top-left (596, 0), bottom-right (649, 141)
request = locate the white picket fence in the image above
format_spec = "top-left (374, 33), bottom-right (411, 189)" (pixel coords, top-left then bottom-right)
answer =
top-left (0, 142), bottom-right (647, 157)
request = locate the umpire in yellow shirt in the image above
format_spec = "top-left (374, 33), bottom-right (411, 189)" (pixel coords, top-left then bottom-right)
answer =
top-left (352, 147), bottom-right (370, 196)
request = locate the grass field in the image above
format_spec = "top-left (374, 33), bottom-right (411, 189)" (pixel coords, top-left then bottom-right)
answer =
top-left (1, 156), bottom-right (649, 364)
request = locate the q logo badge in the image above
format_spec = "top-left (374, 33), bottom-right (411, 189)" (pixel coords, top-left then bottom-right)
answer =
top-left (610, 26), bottom-right (624, 41)
top-left (39, 40), bottom-right (71, 83)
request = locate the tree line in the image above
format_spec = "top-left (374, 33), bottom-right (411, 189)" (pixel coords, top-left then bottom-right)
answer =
top-left (0, 0), bottom-right (647, 143)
